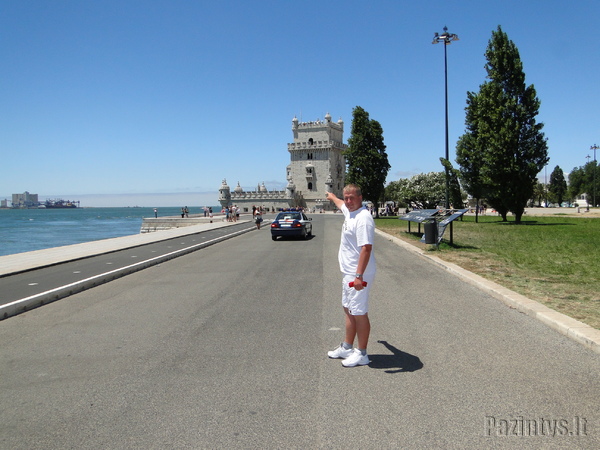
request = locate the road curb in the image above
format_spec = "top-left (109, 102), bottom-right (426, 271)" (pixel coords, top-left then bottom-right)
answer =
top-left (376, 228), bottom-right (600, 355)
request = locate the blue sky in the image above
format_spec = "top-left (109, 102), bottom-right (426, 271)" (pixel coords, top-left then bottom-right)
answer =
top-left (1, 0), bottom-right (598, 207)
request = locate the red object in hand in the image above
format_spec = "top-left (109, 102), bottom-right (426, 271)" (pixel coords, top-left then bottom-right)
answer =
top-left (348, 281), bottom-right (367, 287)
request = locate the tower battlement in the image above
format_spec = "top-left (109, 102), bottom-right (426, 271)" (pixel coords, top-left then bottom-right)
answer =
top-left (292, 112), bottom-right (344, 144)
top-left (287, 140), bottom-right (346, 151)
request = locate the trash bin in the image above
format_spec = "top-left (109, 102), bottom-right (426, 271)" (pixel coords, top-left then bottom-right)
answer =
top-left (424, 220), bottom-right (438, 244)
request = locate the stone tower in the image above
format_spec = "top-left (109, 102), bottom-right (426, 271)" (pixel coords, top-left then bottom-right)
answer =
top-left (287, 113), bottom-right (347, 211)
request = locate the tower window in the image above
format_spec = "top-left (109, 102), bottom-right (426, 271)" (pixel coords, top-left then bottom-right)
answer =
top-left (308, 182), bottom-right (313, 190)
top-left (308, 138), bottom-right (314, 145)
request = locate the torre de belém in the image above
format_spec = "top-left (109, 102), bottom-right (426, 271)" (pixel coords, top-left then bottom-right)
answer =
top-left (219, 112), bottom-right (347, 212)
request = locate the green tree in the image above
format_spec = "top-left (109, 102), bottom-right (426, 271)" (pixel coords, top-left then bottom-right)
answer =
top-left (568, 166), bottom-right (585, 203)
top-left (384, 179), bottom-right (409, 208)
top-left (455, 92), bottom-right (488, 222)
top-left (569, 162), bottom-right (600, 207)
top-left (389, 172), bottom-right (446, 209)
top-left (440, 158), bottom-right (466, 210)
top-left (593, 161), bottom-right (600, 207)
top-left (455, 26), bottom-right (548, 223)
top-left (345, 106), bottom-right (390, 216)
top-left (531, 181), bottom-right (546, 207)
top-left (548, 165), bottom-right (567, 206)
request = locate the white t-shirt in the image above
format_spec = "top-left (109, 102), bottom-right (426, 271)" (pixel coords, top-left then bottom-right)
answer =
top-left (338, 204), bottom-right (376, 276)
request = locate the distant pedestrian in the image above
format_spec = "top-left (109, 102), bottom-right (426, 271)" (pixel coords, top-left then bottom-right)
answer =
top-left (181, 207), bottom-right (185, 218)
top-left (154, 208), bottom-right (158, 218)
top-left (254, 208), bottom-right (262, 230)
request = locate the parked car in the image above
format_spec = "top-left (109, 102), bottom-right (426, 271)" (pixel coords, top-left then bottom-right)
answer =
top-left (270, 211), bottom-right (312, 240)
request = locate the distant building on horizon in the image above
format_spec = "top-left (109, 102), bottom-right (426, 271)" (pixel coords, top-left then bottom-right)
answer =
top-left (219, 112), bottom-right (347, 212)
top-left (12, 191), bottom-right (39, 209)
top-left (8, 192), bottom-right (80, 209)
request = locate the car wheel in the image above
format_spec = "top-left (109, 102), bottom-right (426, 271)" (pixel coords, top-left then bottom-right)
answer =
top-left (272, 235), bottom-right (277, 241)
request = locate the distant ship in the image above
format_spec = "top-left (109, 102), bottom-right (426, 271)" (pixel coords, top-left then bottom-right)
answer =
top-left (44, 199), bottom-right (80, 208)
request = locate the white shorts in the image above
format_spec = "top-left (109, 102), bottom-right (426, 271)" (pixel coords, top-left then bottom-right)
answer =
top-left (342, 273), bottom-right (374, 316)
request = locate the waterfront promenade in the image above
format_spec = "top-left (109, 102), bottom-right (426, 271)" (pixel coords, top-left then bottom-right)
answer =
top-left (0, 214), bottom-right (598, 448)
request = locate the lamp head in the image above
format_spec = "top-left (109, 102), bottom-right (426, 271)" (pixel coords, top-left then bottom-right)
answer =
top-left (433, 27), bottom-right (459, 44)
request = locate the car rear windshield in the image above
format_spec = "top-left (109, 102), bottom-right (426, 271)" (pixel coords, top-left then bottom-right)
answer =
top-left (277, 213), bottom-right (301, 220)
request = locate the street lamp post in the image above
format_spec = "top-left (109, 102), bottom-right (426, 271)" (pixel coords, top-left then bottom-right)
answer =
top-left (586, 154), bottom-right (591, 211)
top-left (432, 26), bottom-right (459, 210)
top-left (591, 144), bottom-right (598, 208)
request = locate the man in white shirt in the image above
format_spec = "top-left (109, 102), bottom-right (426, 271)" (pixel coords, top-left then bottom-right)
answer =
top-left (326, 184), bottom-right (376, 367)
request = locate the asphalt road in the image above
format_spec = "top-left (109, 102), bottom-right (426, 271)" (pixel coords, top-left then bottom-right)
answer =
top-left (0, 214), bottom-right (598, 449)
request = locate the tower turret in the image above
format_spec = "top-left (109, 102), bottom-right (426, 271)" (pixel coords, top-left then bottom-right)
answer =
top-left (218, 179), bottom-right (231, 208)
top-left (325, 172), bottom-right (334, 193)
top-left (286, 179), bottom-right (296, 199)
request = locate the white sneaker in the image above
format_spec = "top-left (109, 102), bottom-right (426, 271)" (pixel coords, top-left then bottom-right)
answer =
top-left (341, 349), bottom-right (370, 367)
top-left (327, 345), bottom-right (353, 359)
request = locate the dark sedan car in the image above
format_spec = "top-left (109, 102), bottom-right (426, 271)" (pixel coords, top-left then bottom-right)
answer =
top-left (270, 211), bottom-right (313, 240)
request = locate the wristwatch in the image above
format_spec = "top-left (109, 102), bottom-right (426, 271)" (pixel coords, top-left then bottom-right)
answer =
top-left (355, 274), bottom-right (363, 279)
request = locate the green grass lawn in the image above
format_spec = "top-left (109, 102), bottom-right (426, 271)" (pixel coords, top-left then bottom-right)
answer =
top-left (376, 214), bottom-right (600, 330)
